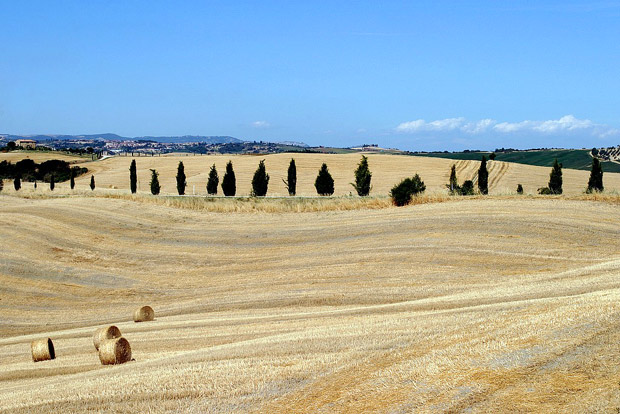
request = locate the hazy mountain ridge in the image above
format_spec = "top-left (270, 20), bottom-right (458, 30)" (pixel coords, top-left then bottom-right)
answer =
top-left (0, 134), bottom-right (244, 144)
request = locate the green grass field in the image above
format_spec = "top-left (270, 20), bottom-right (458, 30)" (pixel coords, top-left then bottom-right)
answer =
top-left (415, 149), bottom-right (620, 173)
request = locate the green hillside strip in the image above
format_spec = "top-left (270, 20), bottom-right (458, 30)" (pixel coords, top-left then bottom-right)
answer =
top-left (415, 149), bottom-right (620, 173)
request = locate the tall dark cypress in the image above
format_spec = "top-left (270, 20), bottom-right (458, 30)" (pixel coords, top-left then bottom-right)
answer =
top-left (130, 160), bottom-right (137, 194)
top-left (448, 164), bottom-right (458, 193)
top-left (14, 176), bottom-right (21, 191)
top-left (351, 155), bottom-right (372, 196)
top-left (477, 156), bottom-right (488, 195)
top-left (70, 169), bottom-right (75, 190)
top-left (50, 174), bottom-right (55, 191)
top-left (548, 158), bottom-right (563, 194)
top-left (221, 160), bottom-right (236, 196)
top-left (587, 157), bottom-right (604, 193)
top-left (90, 175), bottom-right (95, 191)
top-left (251, 159), bottom-right (270, 197)
top-left (283, 158), bottom-right (297, 196)
top-left (206, 164), bottom-right (219, 195)
top-left (150, 169), bottom-right (160, 195)
top-left (315, 163), bottom-right (334, 196)
top-left (176, 161), bottom-right (186, 195)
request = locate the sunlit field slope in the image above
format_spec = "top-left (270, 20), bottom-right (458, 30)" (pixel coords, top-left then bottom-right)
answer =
top-left (57, 153), bottom-right (620, 196)
top-left (0, 151), bottom-right (90, 164)
top-left (1, 195), bottom-right (619, 412)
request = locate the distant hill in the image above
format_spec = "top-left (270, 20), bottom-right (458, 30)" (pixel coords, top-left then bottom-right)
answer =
top-left (1, 134), bottom-right (243, 144)
top-left (415, 149), bottom-right (620, 173)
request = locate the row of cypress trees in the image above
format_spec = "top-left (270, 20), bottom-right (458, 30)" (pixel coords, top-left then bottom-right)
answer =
top-left (134, 156), bottom-right (375, 197)
top-left (1, 172), bottom-right (96, 192)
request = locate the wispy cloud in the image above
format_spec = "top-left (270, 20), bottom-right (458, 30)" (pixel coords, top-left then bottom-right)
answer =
top-left (396, 115), bottom-right (619, 138)
top-left (251, 121), bottom-right (270, 129)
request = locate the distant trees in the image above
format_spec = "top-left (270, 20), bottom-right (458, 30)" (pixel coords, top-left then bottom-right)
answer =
top-left (315, 163), bottom-right (334, 196)
top-left (587, 157), bottom-right (604, 193)
top-left (130, 160), bottom-right (137, 194)
top-left (489, 152), bottom-right (496, 160)
top-left (50, 174), bottom-right (55, 191)
top-left (478, 156), bottom-right (489, 195)
top-left (176, 161), bottom-right (186, 195)
top-left (206, 164), bottom-right (219, 195)
top-left (221, 161), bottom-right (236, 196)
top-left (70, 169), bottom-right (75, 190)
top-left (14, 176), bottom-right (21, 191)
top-left (351, 155), bottom-right (372, 196)
top-left (283, 158), bottom-right (297, 196)
top-left (251, 160), bottom-right (269, 197)
top-left (390, 174), bottom-right (426, 206)
top-left (150, 169), bottom-right (160, 195)
top-left (90, 175), bottom-right (95, 191)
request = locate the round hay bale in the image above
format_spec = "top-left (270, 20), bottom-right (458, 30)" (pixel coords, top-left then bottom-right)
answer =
top-left (31, 338), bottom-right (55, 362)
top-left (133, 306), bottom-right (155, 322)
top-left (93, 325), bottom-right (122, 351)
top-left (98, 337), bottom-right (132, 365)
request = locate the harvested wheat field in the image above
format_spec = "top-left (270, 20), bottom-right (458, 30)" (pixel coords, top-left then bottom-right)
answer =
top-left (0, 151), bottom-right (91, 164)
top-left (59, 153), bottom-right (620, 196)
top-left (0, 193), bottom-right (619, 413)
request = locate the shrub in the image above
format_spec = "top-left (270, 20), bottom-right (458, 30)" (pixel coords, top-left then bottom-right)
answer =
top-left (351, 155), bottom-right (372, 196)
top-left (129, 160), bottom-right (137, 194)
top-left (90, 175), bottom-right (95, 191)
top-left (221, 160), bottom-right (236, 196)
top-left (315, 163), bottom-right (334, 196)
top-left (460, 180), bottom-right (474, 195)
top-left (176, 161), bottom-right (186, 195)
top-left (283, 158), bottom-right (297, 196)
top-left (150, 169), bottom-right (160, 195)
top-left (478, 156), bottom-right (488, 195)
top-left (538, 187), bottom-right (553, 195)
top-left (251, 159), bottom-right (269, 197)
top-left (206, 164), bottom-right (219, 195)
top-left (517, 184), bottom-right (523, 194)
top-left (390, 174), bottom-right (426, 206)
top-left (586, 157), bottom-right (604, 193)
top-left (489, 152), bottom-right (497, 160)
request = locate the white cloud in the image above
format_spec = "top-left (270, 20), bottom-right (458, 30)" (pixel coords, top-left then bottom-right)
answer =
top-left (396, 115), bottom-right (617, 138)
top-left (251, 121), bottom-right (270, 128)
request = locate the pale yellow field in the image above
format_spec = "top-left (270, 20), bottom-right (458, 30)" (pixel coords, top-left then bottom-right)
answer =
top-left (58, 153), bottom-right (620, 196)
top-left (0, 194), bottom-right (619, 412)
top-left (0, 151), bottom-right (90, 164)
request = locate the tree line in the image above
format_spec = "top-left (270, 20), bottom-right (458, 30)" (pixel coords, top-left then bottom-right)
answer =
top-left (0, 155), bottom-right (606, 205)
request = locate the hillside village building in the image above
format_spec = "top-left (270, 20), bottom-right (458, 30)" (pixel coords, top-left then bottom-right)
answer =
top-left (15, 139), bottom-right (36, 149)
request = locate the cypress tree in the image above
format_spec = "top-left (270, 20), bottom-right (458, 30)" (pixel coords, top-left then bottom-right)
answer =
top-left (34, 180), bottom-right (37, 189)
top-left (14, 176), bottom-right (21, 191)
top-left (478, 156), bottom-right (488, 195)
top-left (221, 161), bottom-right (236, 196)
top-left (517, 184), bottom-right (524, 194)
top-left (150, 169), bottom-right (160, 195)
top-left (587, 157), bottom-right (604, 193)
top-left (283, 158), bottom-right (297, 196)
top-left (351, 155), bottom-right (372, 196)
top-left (314, 163), bottom-right (334, 196)
top-left (548, 158), bottom-right (563, 194)
top-left (70, 169), bottom-right (75, 190)
top-left (251, 159), bottom-right (270, 197)
top-left (448, 164), bottom-right (458, 194)
top-left (90, 175), bottom-right (95, 191)
top-left (130, 159), bottom-right (137, 194)
top-left (206, 164), bottom-right (219, 195)
top-left (0, 179), bottom-right (3, 192)
top-left (50, 174), bottom-right (55, 191)
top-left (176, 161), bottom-right (186, 195)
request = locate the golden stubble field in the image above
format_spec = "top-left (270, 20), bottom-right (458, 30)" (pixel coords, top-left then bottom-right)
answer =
top-left (4, 151), bottom-right (617, 196)
top-left (0, 193), bottom-right (619, 413)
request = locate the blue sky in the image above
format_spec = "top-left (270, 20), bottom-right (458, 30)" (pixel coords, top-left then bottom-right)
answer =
top-left (1, 0), bottom-right (619, 150)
